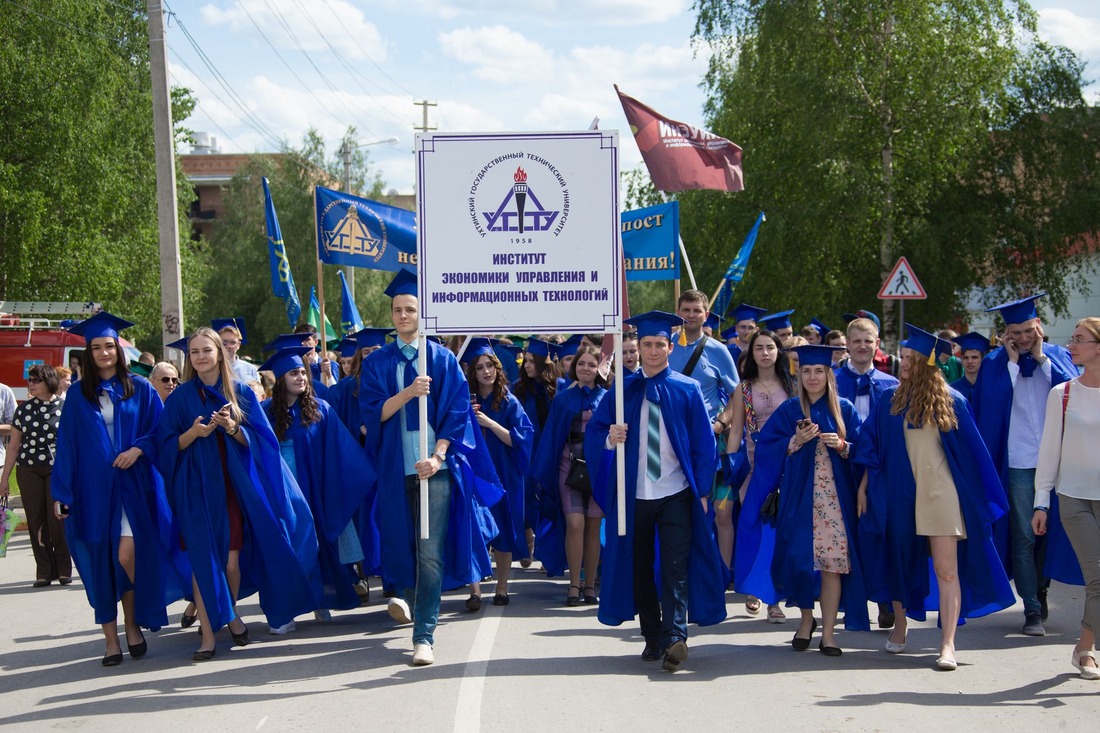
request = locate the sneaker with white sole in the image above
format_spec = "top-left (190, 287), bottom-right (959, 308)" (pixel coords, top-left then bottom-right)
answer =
top-left (268, 620), bottom-right (296, 635)
top-left (412, 642), bottom-right (434, 666)
top-left (387, 598), bottom-right (412, 625)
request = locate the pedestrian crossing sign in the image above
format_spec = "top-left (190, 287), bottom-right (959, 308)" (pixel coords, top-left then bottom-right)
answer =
top-left (878, 256), bottom-right (927, 300)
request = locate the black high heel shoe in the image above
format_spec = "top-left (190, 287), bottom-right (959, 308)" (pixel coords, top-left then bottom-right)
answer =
top-left (791, 618), bottom-right (818, 651)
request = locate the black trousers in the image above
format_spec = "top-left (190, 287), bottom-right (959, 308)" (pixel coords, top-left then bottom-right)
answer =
top-left (634, 488), bottom-right (692, 646)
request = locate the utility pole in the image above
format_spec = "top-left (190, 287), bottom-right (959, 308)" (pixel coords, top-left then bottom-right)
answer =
top-left (414, 99), bottom-right (438, 134)
top-left (147, 1), bottom-right (184, 357)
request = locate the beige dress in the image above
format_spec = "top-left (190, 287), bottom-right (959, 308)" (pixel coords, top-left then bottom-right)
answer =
top-left (904, 421), bottom-right (966, 538)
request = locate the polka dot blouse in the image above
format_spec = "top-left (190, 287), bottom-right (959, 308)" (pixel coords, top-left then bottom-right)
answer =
top-left (12, 397), bottom-right (63, 467)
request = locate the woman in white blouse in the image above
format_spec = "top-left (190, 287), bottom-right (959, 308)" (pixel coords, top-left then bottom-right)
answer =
top-left (1033, 317), bottom-right (1100, 680)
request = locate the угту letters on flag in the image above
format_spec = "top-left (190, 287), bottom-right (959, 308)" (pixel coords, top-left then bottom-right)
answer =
top-left (263, 177), bottom-right (302, 328)
top-left (338, 270), bottom-right (364, 335)
top-left (622, 202), bottom-right (679, 281)
top-left (712, 212), bottom-right (765, 317)
top-left (615, 85), bottom-right (744, 193)
top-left (315, 185), bottom-right (417, 272)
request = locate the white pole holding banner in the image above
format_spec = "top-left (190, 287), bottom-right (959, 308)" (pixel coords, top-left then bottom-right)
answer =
top-left (678, 235), bottom-right (697, 290)
top-left (614, 333), bottom-right (626, 536)
top-left (418, 333), bottom-right (430, 539)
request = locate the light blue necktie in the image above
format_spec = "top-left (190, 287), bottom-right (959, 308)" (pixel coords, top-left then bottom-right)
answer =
top-left (646, 401), bottom-right (661, 482)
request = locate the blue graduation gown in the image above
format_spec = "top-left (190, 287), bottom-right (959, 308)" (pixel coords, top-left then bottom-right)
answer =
top-left (477, 391), bottom-right (534, 556)
top-left (727, 342), bottom-right (743, 369)
top-left (52, 376), bottom-right (190, 628)
top-left (852, 387), bottom-right (1015, 620)
top-left (358, 340), bottom-right (503, 593)
top-left (834, 365), bottom-right (898, 409)
top-left (585, 368), bottom-right (727, 628)
top-left (263, 397), bottom-right (377, 610)
top-left (530, 384), bottom-right (606, 577)
top-left (513, 379), bottom-right (552, 529)
top-left (158, 378), bottom-right (320, 630)
top-left (971, 344), bottom-right (1079, 576)
top-left (949, 376), bottom-right (975, 405)
top-left (736, 396), bottom-right (870, 629)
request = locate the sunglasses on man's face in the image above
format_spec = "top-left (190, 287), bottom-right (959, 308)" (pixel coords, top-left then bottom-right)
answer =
top-left (159, 377), bottom-right (180, 385)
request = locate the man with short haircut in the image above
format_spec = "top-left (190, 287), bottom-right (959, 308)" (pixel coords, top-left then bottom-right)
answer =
top-left (972, 293), bottom-right (1078, 636)
top-left (834, 315), bottom-right (898, 628)
top-left (358, 268), bottom-right (497, 666)
top-left (825, 330), bottom-right (848, 366)
top-left (214, 318), bottom-right (260, 384)
top-left (721, 303), bottom-right (768, 366)
top-left (950, 332), bottom-right (990, 403)
top-left (759, 310), bottom-right (795, 344)
top-left (587, 311), bottom-right (726, 672)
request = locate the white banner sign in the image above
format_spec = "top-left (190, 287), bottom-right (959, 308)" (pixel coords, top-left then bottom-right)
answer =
top-left (415, 131), bottom-right (622, 334)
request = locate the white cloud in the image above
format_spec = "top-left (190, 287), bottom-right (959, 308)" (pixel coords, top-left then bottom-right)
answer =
top-left (1038, 8), bottom-right (1100, 55)
top-left (392, 0), bottom-right (690, 26)
top-left (438, 26), bottom-right (556, 83)
top-left (200, 0), bottom-right (389, 63)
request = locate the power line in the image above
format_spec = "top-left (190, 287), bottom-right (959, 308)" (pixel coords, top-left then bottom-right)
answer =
top-left (232, 0), bottom-right (353, 133)
top-left (166, 65), bottom-right (245, 152)
top-left (321, 0), bottom-right (420, 99)
top-left (289, 0), bottom-right (410, 128)
top-left (259, 0), bottom-right (383, 138)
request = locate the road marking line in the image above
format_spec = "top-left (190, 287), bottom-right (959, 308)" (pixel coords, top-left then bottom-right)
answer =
top-left (454, 604), bottom-right (504, 733)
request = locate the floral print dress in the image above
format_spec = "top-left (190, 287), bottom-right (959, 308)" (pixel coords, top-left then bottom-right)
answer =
top-left (811, 440), bottom-right (850, 574)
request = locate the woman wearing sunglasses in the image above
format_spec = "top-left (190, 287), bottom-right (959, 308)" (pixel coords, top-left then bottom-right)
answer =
top-left (0, 364), bottom-right (70, 588)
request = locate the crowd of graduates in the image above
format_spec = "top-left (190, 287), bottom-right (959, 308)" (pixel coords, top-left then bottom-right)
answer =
top-left (16, 268), bottom-right (1100, 678)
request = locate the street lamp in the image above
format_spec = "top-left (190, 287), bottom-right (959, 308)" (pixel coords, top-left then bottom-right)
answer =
top-left (340, 136), bottom-right (400, 299)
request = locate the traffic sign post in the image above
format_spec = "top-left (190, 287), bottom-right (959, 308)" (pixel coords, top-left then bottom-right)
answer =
top-left (878, 256), bottom-right (927, 352)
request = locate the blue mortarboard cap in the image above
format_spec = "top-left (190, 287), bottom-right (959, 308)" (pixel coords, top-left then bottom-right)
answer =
top-left (352, 327), bottom-right (392, 349)
top-left (211, 318), bottom-right (247, 344)
top-left (624, 311), bottom-right (685, 340)
top-left (953, 332), bottom-right (991, 354)
top-left (496, 343), bottom-right (524, 365)
top-left (557, 334), bottom-right (585, 358)
top-left (460, 337), bottom-right (498, 365)
top-left (66, 311), bottom-right (135, 343)
top-left (264, 333), bottom-right (310, 352)
top-left (842, 309), bottom-right (881, 332)
top-left (785, 344), bottom-right (847, 367)
top-left (166, 336), bottom-right (189, 352)
top-left (333, 337), bottom-right (358, 358)
top-left (258, 346), bottom-right (314, 378)
top-left (810, 318), bottom-right (831, 341)
top-left (427, 335), bottom-right (445, 345)
top-left (720, 326), bottom-right (739, 341)
top-left (730, 303), bottom-right (769, 324)
top-left (759, 309), bottom-right (795, 332)
top-left (900, 323), bottom-right (950, 365)
top-left (704, 311), bottom-right (724, 331)
top-left (384, 268), bottom-right (418, 298)
top-left (985, 292), bottom-right (1046, 325)
top-left (526, 338), bottom-right (553, 359)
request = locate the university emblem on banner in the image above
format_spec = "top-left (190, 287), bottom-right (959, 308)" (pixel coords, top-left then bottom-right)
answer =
top-left (468, 157), bottom-right (570, 238)
top-left (320, 203), bottom-right (389, 264)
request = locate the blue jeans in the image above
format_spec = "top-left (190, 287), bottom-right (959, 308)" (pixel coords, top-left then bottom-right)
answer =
top-left (1007, 468), bottom-right (1046, 616)
top-left (634, 489), bottom-right (692, 647)
top-left (402, 472), bottom-right (451, 646)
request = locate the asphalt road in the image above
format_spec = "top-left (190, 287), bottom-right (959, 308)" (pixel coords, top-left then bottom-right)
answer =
top-left (2, 532), bottom-right (1098, 731)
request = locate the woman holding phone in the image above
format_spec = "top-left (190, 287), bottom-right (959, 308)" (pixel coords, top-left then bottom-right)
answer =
top-left (158, 328), bottom-right (319, 660)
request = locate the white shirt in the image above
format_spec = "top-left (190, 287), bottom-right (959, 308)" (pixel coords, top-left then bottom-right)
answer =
top-left (1006, 359), bottom-right (1052, 469)
top-left (1035, 379), bottom-right (1100, 506)
top-left (845, 361), bottom-right (872, 422)
top-left (634, 395), bottom-right (689, 501)
top-left (230, 357), bottom-right (260, 384)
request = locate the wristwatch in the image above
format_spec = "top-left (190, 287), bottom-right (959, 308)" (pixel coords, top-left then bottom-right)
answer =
top-left (432, 450), bottom-right (447, 463)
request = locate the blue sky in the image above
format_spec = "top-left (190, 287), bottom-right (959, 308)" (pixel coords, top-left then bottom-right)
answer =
top-left (166, 1), bottom-right (1100, 194)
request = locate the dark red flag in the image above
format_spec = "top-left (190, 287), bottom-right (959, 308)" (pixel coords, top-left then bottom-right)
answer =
top-left (615, 85), bottom-right (744, 193)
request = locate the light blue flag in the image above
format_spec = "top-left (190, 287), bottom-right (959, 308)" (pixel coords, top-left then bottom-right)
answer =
top-left (263, 177), bottom-right (301, 328)
top-left (338, 270), bottom-right (364, 335)
top-left (713, 211), bottom-right (765, 317)
top-left (315, 186), bottom-right (417, 272)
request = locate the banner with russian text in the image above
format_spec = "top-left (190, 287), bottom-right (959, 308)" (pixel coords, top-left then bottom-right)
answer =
top-left (621, 201), bottom-right (679, 281)
top-left (315, 186), bottom-right (418, 272)
top-left (615, 84), bottom-right (744, 193)
top-left (415, 131), bottom-right (621, 335)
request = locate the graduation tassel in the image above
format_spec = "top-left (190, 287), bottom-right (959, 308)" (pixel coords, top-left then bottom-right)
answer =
top-left (790, 358), bottom-right (796, 376)
top-left (678, 328), bottom-right (688, 347)
top-left (927, 351), bottom-right (936, 366)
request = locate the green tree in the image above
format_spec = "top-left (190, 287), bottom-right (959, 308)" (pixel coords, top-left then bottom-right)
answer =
top-left (199, 129), bottom-right (394, 360)
top-left (0, 0), bottom-right (207, 349)
top-left (685, 0), bottom-right (1098, 340)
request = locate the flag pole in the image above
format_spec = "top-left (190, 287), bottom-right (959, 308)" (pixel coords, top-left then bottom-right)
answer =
top-left (708, 277), bottom-right (725, 310)
top-left (678, 235), bottom-right (697, 290)
top-left (613, 332), bottom-right (626, 536)
top-left (313, 187), bottom-right (332, 383)
top-left (419, 332), bottom-right (430, 539)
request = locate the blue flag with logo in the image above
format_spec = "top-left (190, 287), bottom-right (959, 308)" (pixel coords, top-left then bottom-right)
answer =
top-left (263, 177), bottom-right (301, 328)
top-left (621, 202), bottom-right (679, 281)
top-left (713, 211), bottom-right (765, 317)
top-left (315, 186), bottom-right (417, 272)
top-left (338, 270), bottom-right (364, 335)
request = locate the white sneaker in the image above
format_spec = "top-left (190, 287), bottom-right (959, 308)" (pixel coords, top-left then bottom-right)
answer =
top-left (268, 620), bottom-right (296, 635)
top-left (314, 609), bottom-right (332, 623)
top-left (387, 598), bottom-right (412, 625)
top-left (412, 642), bottom-right (434, 666)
